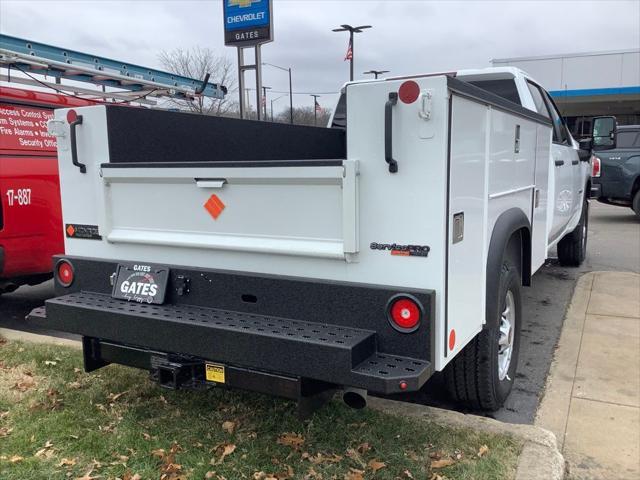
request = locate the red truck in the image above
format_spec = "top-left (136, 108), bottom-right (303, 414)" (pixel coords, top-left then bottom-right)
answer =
top-left (0, 86), bottom-right (95, 294)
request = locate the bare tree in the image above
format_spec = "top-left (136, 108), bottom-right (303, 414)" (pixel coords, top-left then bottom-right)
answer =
top-left (275, 106), bottom-right (332, 126)
top-left (158, 47), bottom-right (238, 116)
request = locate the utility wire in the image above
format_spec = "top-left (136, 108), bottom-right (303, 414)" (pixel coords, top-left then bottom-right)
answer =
top-left (9, 64), bottom-right (159, 104)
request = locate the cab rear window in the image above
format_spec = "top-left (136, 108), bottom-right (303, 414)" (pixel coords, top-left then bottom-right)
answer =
top-left (617, 130), bottom-right (640, 148)
top-left (466, 79), bottom-right (521, 105)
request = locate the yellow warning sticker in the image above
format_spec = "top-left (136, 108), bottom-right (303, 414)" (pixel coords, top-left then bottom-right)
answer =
top-left (205, 363), bottom-right (226, 383)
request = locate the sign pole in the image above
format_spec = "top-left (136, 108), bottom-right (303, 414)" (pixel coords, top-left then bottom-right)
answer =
top-left (255, 44), bottom-right (263, 121)
top-left (237, 47), bottom-right (246, 119)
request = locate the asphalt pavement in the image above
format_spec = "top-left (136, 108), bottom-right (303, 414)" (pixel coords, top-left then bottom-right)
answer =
top-left (1, 202), bottom-right (638, 424)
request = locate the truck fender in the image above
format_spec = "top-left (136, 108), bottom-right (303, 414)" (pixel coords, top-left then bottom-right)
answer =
top-left (485, 208), bottom-right (531, 328)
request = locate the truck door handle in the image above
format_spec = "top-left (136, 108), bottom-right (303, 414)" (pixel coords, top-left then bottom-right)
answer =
top-left (571, 160), bottom-right (579, 165)
top-left (195, 179), bottom-right (227, 188)
top-left (385, 92), bottom-right (399, 173)
top-left (554, 160), bottom-right (564, 167)
top-left (69, 115), bottom-right (86, 173)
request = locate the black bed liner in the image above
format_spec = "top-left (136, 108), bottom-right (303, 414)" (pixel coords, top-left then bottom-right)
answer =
top-left (104, 106), bottom-right (346, 164)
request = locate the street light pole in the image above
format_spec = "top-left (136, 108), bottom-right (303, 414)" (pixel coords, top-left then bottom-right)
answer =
top-left (270, 94), bottom-right (287, 122)
top-left (261, 86), bottom-right (271, 120)
top-left (262, 62), bottom-right (294, 124)
top-left (363, 69), bottom-right (389, 79)
top-left (310, 94), bottom-right (321, 126)
top-left (332, 24), bottom-right (372, 82)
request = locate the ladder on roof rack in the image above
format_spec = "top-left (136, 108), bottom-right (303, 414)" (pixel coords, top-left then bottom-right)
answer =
top-left (0, 34), bottom-right (226, 101)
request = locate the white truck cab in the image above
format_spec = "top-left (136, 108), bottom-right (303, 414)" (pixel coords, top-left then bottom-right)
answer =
top-left (31, 67), bottom-right (591, 415)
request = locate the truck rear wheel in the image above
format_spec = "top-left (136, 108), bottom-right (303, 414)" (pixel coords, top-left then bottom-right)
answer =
top-left (557, 197), bottom-right (589, 266)
top-left (632, 190), bottom-right (640, 220)
top-left (444, 250), bottom-right (522, 411)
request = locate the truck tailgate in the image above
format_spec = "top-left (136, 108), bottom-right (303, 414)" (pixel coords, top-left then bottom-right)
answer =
top-left (100, 161), bottom-right (358, 259)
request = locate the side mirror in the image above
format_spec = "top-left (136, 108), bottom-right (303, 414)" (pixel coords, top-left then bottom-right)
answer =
top-left (592, 116), bottom-right (617, 149)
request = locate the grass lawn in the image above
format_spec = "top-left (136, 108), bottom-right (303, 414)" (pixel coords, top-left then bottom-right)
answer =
top-left (0, 336), bottom-right (521, 479)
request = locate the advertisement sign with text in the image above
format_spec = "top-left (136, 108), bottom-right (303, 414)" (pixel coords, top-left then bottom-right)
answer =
top-left (223, 0), bottom-right (273, 46)
top-left (0, 104), bottom-right (57, 153)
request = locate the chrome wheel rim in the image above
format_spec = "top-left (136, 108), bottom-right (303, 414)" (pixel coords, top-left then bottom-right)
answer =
top-left (498, 290), bottom-right (516, 381)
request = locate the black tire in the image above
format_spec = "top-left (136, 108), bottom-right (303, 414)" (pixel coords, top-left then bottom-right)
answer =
top-left (557, 196), bottom-right (589, 267)
top-left (444, 248), bottom-right (522, 411)
top-left (632, 190), bottom-right (640, 220)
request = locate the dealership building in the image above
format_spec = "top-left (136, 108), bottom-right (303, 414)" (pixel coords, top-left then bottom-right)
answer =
top-left (492, 49), bottom-right (640, 138)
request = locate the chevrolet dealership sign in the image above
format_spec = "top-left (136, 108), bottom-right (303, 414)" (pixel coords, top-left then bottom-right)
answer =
top-left (223, 0), bottom-right (273, 46)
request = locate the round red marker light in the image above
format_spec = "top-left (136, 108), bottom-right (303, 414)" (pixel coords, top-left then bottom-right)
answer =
top-left (387, 295), bottom-right (423, 332)
top-left (449, 329), bottom-right (456, 351)
top-left (398, 80), bottom-right (420, 104)
top-left (57, 260), bottom-right (74, 287)
top-left (66, 109), bottom-right (78, 123)
top-left (399, 381), bottom-right (408, 390)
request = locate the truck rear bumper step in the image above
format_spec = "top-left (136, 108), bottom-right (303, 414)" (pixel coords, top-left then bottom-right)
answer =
top-left (27, 292), bottom-right (431, 394)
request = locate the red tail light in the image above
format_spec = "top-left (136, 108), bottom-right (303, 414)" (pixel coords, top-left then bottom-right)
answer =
top-left (591, 155), bottom-right (601, 178)
top-left (387, 295), bottom-right (423, 332)
top-left (56, 260), bottom-right (74, 287)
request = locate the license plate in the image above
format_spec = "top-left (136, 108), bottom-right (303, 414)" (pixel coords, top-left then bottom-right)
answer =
top-left (205, 363), bottom-right (226, 383)
top-left (111, 263), bottom-right (169, 305)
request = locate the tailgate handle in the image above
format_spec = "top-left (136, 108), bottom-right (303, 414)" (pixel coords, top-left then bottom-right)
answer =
top-left (195, 179), bottom-right (227, 188)
top-left (385, 92), bottom-right (399, 173)
top-left (69, 114), bottom-right (86, 173)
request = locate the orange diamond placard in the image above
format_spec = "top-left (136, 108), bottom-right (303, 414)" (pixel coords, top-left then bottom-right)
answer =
top-left (204, 194), bottom-right (225, 220)
top-left (66, 225), bottom-right (76, 237)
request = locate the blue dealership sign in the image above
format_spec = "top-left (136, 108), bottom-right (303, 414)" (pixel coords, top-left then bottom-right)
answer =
top-left (223, 0), bottom-right (273, 46)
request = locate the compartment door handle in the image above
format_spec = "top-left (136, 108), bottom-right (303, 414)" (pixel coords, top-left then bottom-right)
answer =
top-left (385, 92), bottom-right (399, 173)
top-left (69, 115), bottom-right (86, 173)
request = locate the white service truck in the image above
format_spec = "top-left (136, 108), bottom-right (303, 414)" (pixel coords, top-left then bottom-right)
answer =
top-left (30, 67), bottom-right (591, 414)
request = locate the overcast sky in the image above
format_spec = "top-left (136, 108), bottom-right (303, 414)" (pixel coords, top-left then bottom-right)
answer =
top-left (1, 0), bottom-right (639, 112)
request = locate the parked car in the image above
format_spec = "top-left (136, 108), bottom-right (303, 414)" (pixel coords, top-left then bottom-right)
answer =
top-left (588, 121), bottom-right (640, 219)
top-left (0, 87), bottom-right (95, 295)
top-left (29, 67), bottom-right (590, 414)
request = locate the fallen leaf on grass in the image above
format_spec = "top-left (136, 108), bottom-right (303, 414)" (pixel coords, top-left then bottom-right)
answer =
top-left (345, 468), bottom-right (364, 480)
top-left (12, 373), bottom-right (36, 392)
top-left (0, 426), bottom-right (13, 437)
top-left (58, 458), bottom-right (77, 467)
top-left (277, 432), bottom-right (305, 450)
top-left (345, 449), bottom-right (367, 469)
top-left (252, 472), bottom-right (278, 480)
top-left (368, 459), bottom-right (386, 472)
top-left (477, 444), bottom-right (489, 457)
top-left (9, 455), bottom-right (24, 463)
top-left (302, 452), bottom-right (343, 465)
top-left (107, 391), bottom-right (128, 403)
top-left (221, 421), bottom-right (236, 434)
top-left (211, 442), bottom-right (236, 464)
top-left (430, 458), bottom-right (455, 469)
top-left (152, 448), bottom-right (166, 458)
top-left (356, 442), bottom-right (371, 454)
top-left (76, 470), bottom-right (100, 480)
top-left (44, 360), bottom-right (57, 366)
top-left (403, 470), bottom-right (415, 479)
top-left (0, 410), bottom-right (9, 419)
top-left (122, 473), bottom-right (141, 480)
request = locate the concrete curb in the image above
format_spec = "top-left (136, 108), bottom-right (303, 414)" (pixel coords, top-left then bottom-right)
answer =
top-left (368, 397), bottom-right (565, 480)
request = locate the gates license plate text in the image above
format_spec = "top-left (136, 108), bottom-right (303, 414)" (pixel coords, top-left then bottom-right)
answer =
top-left (111, 263), bottom-right (169, 305)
